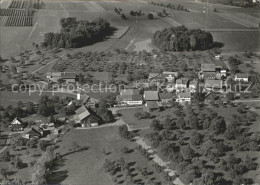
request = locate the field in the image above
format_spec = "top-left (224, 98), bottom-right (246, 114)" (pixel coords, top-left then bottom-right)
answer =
top-left (55, 127), bottom-right (169, 185)
top-left (1, 0), bottom-right (260, 58)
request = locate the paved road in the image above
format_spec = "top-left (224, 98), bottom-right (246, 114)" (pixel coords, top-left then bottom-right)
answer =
top-left (135, 136), bottom-right (185, 185)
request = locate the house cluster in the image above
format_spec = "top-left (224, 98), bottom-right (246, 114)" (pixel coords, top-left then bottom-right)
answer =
top-left (10, 117), bottom-right (60, 140)
top-left (199, 63), bottom-right (249, 92)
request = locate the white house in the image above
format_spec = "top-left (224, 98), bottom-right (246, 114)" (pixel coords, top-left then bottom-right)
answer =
top-left (234, 73), bottom-right (249, 83)
top-left (10, 117), bottom-right (24, 131)
top-left (176, 93), bottom-right (191, 103)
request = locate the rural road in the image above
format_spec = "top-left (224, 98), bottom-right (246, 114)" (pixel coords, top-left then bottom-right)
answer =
top-left (31, 54), bottom-right (65, 74)
top-left (135, 136), bottom-right (185, 185)
top-left (233, 98), bottom-right (260, 103)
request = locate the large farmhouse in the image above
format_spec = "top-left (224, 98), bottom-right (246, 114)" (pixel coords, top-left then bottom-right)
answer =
top-left (46, 72), bottom-right (76, 83)
top-left (75, 105), bottom-right (99, 127)
top-left (117, 89), bottom-right (143, 106)
top-left (143, 91), bottom-right (160, 112)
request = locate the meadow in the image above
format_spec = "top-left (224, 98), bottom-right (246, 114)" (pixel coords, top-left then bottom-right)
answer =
top-left (1, 0), bottom-right (259, 58)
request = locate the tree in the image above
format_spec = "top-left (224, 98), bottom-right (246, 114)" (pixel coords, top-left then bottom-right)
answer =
top-left (190, 35), bottom-right (196, 50)
top-left (150, 119), bottom-right (162, 131)
top-left (147, 13), bottom-right (154, 19)
top-left (210, 117), bottom-right (226, 134)
top-left (181, 144), bottom-right (194, 160)
top-left (190, 132), bottom-right (203, 146)
top-left (121, 13), bottom-right (127, 19)
top-left (176, 116), bottom-right (185, 129)
top-left (0, 168), bottom-right (8, 180)
top-left (226, 92), bottom-right (235, 101)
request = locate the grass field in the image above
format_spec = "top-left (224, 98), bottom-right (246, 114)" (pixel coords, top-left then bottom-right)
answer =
top-left (56, 127), bottom-right (168, 184)
top-left (1, 0), bottom-right (259, 58)
top-left (0, 91), bottom-right (75, 107)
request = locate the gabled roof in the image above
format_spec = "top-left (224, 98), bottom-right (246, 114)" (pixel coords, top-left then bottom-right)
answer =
top-left (81, 94), bottom-right (90, 103)
top-left (176, 78), bottom-right (188, 85)
top-left (178, 93), bottom-right (191, 98)
top-left (148, 73), bottom-right (159, 79)
top-left (204, 79), bottom-right (222, 88)
top-left (23, 127), bottom-right (42, 136)
top-left (144, 91), bottom-right (159, 101)
top-left (120, 89), bottom-right (139, 96)
top-left (61, 72), bottom-right (76, 79)
top-left (201, 64), bottom-right (216, 72)
top-left (146, 101), bottom-right (159, 109)
top-left (118, 94), bottom-right (143, 102)
top-left (75, 106), bottom-right (91, 121)
top-left (203, 72), bottom-right (216, 78)
top-left (235, 73), bottom-right (248, 78)
top-left (46, 72), bottom-right (62, 77)
top-left (159, 93), bottom-right (173, 100)
top-left (11, 117), bottom-right (23, 125)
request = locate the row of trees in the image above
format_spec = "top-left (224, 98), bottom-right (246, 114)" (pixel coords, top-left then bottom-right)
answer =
top-left (152, 26), bottom-right (215, 52)
top-left (149, 1), bottom-right (189, 12)
top-left (41, 17), bottom-right (114, 49)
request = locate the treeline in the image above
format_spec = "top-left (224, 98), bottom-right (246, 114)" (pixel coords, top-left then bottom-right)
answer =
top-left (149, 2), bottom-right (189, 12)
top-left (152, 26), bottom-right (214, 52)
top-left (41, 17), bottom-right (114, 49)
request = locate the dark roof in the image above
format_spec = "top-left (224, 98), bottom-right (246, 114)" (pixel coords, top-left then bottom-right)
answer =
top-left (118, 94), bottom-right (143, 102)
top-left (159, 93), bottom-right (173, 100)
top-left (144, 91), bottom-right (159, 101)
top-left (176, 78), bottom-right (188, 85)
top-left (120, 89), bottom-right (139, 96)
top-left (23, 127), bottom-right (42, 136)
top-left (75, 106), bottom-right (91, 121)
top-left (201, 64), bottom-right (216, 72)
top-left (146, 101), bottom-right (159, 109)
top-left (203, 72), bottom-right (216, 78)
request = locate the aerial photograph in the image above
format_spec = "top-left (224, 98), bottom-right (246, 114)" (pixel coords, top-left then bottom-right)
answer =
top-left (0, 0), bottom-right (259, 184)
